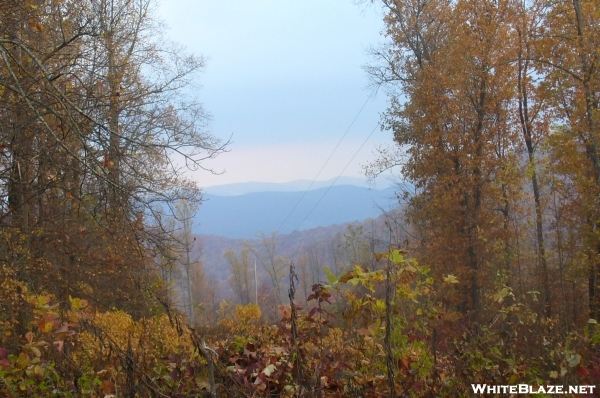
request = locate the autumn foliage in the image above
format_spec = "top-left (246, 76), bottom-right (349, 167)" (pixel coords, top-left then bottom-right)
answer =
top-left (2, 0), bottom-right (600, 397)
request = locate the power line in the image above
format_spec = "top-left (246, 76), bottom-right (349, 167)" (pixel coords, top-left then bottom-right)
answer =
top-left (275, 88), bottom-right (378, 234)
top-left (281, 122), bottom-right (380, 246)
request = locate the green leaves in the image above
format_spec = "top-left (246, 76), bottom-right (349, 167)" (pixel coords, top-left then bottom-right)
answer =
top-left (374, 249), bottom-right (408, 264)
top-left (323, 267), bottom-right (337, 284)
top-left (389, 249), bottom-right (407, 264)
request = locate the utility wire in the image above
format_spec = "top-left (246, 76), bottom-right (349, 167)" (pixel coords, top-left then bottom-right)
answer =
top-left (281, 122), bottom-right (380, 246)
top-left (275, 88), bottom-right (377, 234)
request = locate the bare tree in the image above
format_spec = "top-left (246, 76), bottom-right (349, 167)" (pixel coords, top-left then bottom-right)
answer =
top-left (175, 199), bottom-right (199, 324)
top-left (248, 232), bottom-right (287, 305)
top-left (0, 0), bottom-right (226, 313)
top-left (224, 248), bottom-right (253, 305)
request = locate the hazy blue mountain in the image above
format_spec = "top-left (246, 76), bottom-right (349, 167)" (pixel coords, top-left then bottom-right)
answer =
top-left (194, 184), bottom-right (398, 238)
top-left (202, 175), bottom-right (393, 196)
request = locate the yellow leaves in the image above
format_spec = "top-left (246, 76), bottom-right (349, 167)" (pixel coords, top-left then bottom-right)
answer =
top-left (389, 249), bottom-right (405, 262)
top-left (490, 286), bottom-right (512, 303)
top-left (77, 311), bottom-right (195, 366)
top-left (389, 249), bottom-right (409, 264)
top-left (235, 303), bottom-right (261, 323)
top-left (16, 352), bottom-right (30, 369)
top-left (219, 303), bottom-right (262, 335)
top-left (28, 346), bottom-right (41, 358)
top-left (443, 274), bottom-right (459, 284)
top-left (69, 296), bottom-right (89, 311)
top-left (25, 0), bottom-right (38, 9)
top-left (29, 294), bottom-right (51, 308)
top-left (323, 267), bottom-right (337, 284)
top-left (33, 364), bottom-right (44, 379)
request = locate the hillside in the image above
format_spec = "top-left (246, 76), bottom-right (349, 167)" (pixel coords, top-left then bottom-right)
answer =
top-left (196, 207), bottom-right (405, 285)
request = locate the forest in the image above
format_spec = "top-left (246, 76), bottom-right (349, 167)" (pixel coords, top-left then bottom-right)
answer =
top-left (1, 0), bottom-right (600, 397)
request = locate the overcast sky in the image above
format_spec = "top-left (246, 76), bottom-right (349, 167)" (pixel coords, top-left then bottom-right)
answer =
top-left (158, 0), bottom-right (392, 187)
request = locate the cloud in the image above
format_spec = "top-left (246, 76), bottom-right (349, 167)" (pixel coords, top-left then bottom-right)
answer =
top-left (193, 137), bottom-right (390, 187)
top-left (158, 1), bottom-right (392, 185)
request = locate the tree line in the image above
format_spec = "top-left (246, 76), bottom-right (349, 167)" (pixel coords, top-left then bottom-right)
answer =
top-left (0, 0), bottom-right (225, 315)
top-left (364, 0), bottom-right (600, 327)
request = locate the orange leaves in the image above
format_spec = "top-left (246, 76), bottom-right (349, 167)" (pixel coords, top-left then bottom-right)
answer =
top-left (28, 294), bottom-right (51, 308)
top-left (99, 380), bottom-right (115, 395)
top-left (27, 18), bottom-right (42, 32)
top-left (357, 321), bottom-right (381, 340)
top-left (373, 0), bottom-right (541, 312)
top-left (103, 153), bottom-right (115, 168)
top-left (25, 294), bottom-right (81, 354)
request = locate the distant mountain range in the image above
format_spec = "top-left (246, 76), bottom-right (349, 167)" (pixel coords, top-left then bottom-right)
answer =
top-left (202, 176), bottom-right (394, 196)
top-left (194, 179), bottom-right (400, 239)
top-left (192, 179), bottom-right (407, 303)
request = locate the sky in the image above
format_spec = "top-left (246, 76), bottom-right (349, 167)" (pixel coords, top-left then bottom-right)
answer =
top-left (157, 0), bottom-right (393, 188)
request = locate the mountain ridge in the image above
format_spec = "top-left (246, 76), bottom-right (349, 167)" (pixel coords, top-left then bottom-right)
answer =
top-left (202, 175), bottom-right (394, 196)
top-left (194, 184), bottom-right (398, 238)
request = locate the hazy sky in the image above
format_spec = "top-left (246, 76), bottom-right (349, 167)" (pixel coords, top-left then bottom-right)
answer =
top-left (158, 1), bottom-right (392, 187)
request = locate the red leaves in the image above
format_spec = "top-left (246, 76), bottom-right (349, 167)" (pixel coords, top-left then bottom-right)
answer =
top-left (0, 348), bottom-right (9, 369)
top-left (576, 365), bottom-right (589, 377)
top-left (398, 356), bottom-right (411, 372)
top-left (307, 283), bottom-right (332, 304)
top-left (224, 340), bottom-right (292, 395)
top-left (307, 306), bottom-right (322, 320)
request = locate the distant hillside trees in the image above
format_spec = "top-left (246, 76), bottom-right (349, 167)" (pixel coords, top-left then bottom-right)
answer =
top-left (248, 232), bottom-right (289, 305)
top-left (224, 247), bottom-right (253, 305)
